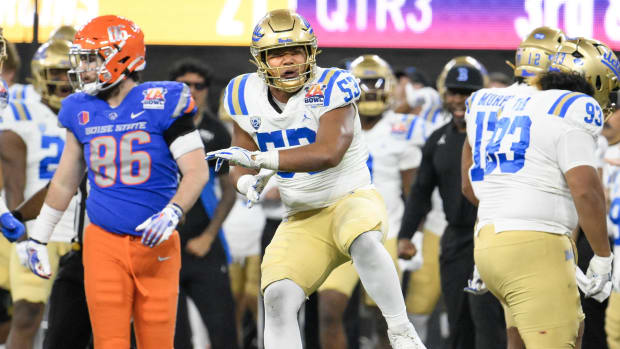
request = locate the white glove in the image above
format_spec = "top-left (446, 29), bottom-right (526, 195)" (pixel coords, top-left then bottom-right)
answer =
top-left (580, 254), bottom-right (613, 302)
top-left (19, 238), bottom-right (51, 279)
top-left (136, 203), bottom-right (183, 248)
top-left (464, 265), bottom-right (488, 295)
top-left (398, 232), bottom-right (424, 272)
top-left (206, 147), bottom-right (279, 171)
top-left (237, 169), bottom-right (276, 208)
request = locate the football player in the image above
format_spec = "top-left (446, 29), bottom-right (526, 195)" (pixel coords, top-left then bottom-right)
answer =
top-left (464, 26), bottom-right (566, 349)
top-left (207, 9), bottom-right (425, 349)
top-left (0, 25), bottom-right (26, 346)
top-left (20, 15), bottom-right (208, 349)
top-left (462, 37), bottom-right (618, 348)
top-left (317, 55), bottom-right (428, 349)
top-left (0, 37), bottom-right (77, 349)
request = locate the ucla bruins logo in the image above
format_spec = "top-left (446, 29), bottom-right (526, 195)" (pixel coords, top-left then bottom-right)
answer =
top-left (250, 115), bottom-right (261, 130)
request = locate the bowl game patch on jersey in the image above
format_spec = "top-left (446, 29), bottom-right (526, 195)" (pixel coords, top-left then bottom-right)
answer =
top-left (141, 87), bottom-right (167, 109)
top-left (304, 83), bottom-right (325, 106)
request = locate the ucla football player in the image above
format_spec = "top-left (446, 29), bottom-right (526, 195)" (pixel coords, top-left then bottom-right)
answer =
top-left (20, 15), bottom-right (208, 349)
top-left (462, 37), bottom-right (618, 348)
top-left (316, 54), bottom-right (428, 349)
top-left (207, 9), bottom-right (425, 349)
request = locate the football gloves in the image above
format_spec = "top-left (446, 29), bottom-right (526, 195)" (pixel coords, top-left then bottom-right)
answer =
top-left (207, 146), bottom-right (260, 171)
top-left (464, 265), bottom-right (488, 295)
top-left (0, 212), bottom-right (25, 242)
top-left (136, 203), bottom-right (183, 248)
top-left (578, 254), bottom-right (613, 302)
top-left (18, 238), bottom-right (51, 279)
top-left (237, 169), bottom-right (276, 208)
top-left (206, 146), bottom-right (279, 171)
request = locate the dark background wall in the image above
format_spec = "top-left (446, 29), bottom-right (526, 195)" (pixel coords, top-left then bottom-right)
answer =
top-left (15, 43), bottom-right (515, 111)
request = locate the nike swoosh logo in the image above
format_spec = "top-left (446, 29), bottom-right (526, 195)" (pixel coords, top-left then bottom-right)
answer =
top-left (131, 111), bottom-right (146, 119)
top-left (157, 256), bottom-right (170, 262)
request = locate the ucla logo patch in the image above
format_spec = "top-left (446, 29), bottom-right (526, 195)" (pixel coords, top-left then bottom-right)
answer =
top-left (304, 83), bottom-right (325, 106)
top-left (142, 87), bottom-right (167, 110)
top-left (534, 33), bottom-right (545, 40)
top-left (250, 116), bottom-right (261, 130)
top-left (78, 111), bottom-right (90, 125)
top-left (602, 49), bottom-right (620, 78)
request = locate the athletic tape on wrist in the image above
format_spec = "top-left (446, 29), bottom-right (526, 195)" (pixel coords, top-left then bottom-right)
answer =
top-left (30, 203), bottom-right (64, 243)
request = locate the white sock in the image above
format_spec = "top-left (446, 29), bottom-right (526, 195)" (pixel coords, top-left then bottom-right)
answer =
top-left (350, 231), bottom-right (409, 330)
top-left (263, 279), bottom-right (306, 349)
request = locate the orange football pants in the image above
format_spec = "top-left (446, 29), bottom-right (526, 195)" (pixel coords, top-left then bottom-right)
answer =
top-left (83, 224), bottom-right (181, 349)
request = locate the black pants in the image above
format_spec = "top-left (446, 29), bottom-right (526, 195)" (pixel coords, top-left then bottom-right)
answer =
top-left (43, 250), bottom-right (92, 349)
top-left (440, 228), bottom-right (506, 349)
top-left (174, 240), bottom-right (238, 349)
top-left (577, 229), bottom-right (610, 349)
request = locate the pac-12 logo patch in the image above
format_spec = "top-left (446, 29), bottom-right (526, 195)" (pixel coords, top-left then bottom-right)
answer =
top-left (142, 87), bottom-right (167, 110)
top-left (250, 116), bottom-right (261, 130)
top-left (304, 83), bottom-right (325, 106)
top-left (78, 111), bottom-right (90, 125)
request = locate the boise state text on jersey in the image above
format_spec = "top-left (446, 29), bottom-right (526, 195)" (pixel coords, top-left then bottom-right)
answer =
top-left (58, 81), bottom-right (196, 236)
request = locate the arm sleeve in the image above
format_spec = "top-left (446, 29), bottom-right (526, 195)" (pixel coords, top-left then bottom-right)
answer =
top-left (399, 131), bottom-right (440, 240)
top-left (557, 128), bottom-right (598, 173)
top-left (165, 116), bottom-right (203, 159)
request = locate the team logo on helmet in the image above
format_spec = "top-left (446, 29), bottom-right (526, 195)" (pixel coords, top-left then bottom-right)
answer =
top-left (78, 111), bottom-right (90, 125)
top-left (304, 83), bottom-right (325, 106)
top-left (141, 87), bottom-right (167, 110)
top-left (252, 24), bottom-right (264, 43)
top-left (250, 116), bottom-right (261, 130)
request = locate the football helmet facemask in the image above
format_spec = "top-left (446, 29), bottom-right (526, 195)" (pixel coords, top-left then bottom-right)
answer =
top-left (68, 15), bottom-right (145, 95)
top-left (509, 26), bottom-right (565, 83)
top-left (550, 37), bottom-right (620, 119)
top-left (250, 9), bottom-right (318, 93)
top-left (349, 54), bottom-right (395, 117)
top-left (31, 39), bottom-right (73, 111)
top-left (436, 56), bottom-right (489, 99)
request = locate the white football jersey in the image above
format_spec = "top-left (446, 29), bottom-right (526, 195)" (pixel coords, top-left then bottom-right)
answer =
top-left (0, 99), bottom-right (77, 242)
top-left (363, 111), bottom-right (428, 239)
top-left (465, 86), bottom-right (602, 235)
top-left (225, 67), bottom-right (371, 216)
top-left (9, 83), bottom-right (40, 102)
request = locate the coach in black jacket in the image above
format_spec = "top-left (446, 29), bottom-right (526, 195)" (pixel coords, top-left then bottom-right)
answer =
top-left (398, 65), bottom-right (506, 349)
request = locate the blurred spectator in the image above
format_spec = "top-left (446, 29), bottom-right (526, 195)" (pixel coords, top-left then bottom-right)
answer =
top-left (169, 58), bottom-right (238, 349)
top-left (487, 71), bottom-right (512, 88)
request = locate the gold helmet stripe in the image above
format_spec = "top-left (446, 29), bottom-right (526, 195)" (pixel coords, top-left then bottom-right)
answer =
top-left (547, 92), bottom-right (589, 117)
top-left (225, 74), bottom-right (250, 116)
top-left (9, 101), bottom-right (32, 121)
top-left (322, 69), bottom-right (343, 106)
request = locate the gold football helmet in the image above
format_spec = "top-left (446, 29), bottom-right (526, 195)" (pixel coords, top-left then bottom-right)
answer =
top-left (0, 27), bottom-right (7, 73)
top-left (250, 9), bottom-right (318, 92)
top-left (436, 56), bottom-right (489, 98)
top-left (550, 37), bottom-right (620, 118)
top-left (509, 26), bottom-right (565, 82)
top-left (31, 39), bottom-right (73, 110)
top-left (350, 55), bottom-right (395, 117)
top-left (49, 25), bottom-right (77, 42)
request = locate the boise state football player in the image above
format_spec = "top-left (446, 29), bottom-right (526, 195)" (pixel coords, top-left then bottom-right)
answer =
top-left (21, 15), bottom-right (208, 349)
top-left (207, 9), bottom-right (425, 349)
